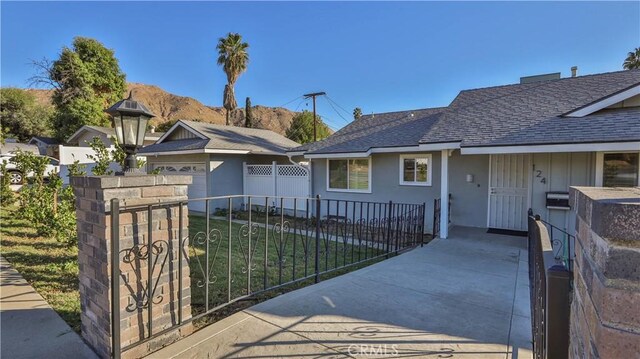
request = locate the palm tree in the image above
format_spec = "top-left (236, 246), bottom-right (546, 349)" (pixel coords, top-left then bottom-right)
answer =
top-left (623, 47), bottom-right (640, 70)
top-left (353, 107), bottom-right (362, 120)
top-left (216, 33), bottom-right (249, 125)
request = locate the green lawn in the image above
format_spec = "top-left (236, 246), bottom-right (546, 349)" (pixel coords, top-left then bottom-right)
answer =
top-left (0, 206), bottom-right (392, 333)
top-left (186, 214), bottom-right (384, 321)
top-left (0, 205), bottom-right (82, 332)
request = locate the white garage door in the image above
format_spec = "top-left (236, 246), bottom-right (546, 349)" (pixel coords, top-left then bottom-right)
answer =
top-left (151, 163), bottom-right (207, 212)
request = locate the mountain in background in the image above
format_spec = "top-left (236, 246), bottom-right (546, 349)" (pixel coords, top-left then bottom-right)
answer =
top-left (26, 83), bottom-right (299, 135)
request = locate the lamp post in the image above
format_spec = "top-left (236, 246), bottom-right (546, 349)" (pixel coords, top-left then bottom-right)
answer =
top-left (105, 93), bottom-right (155, 175)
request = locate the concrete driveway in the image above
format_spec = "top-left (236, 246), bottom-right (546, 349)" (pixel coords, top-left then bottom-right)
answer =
top-left (152, 227), bottom-right (532, 359)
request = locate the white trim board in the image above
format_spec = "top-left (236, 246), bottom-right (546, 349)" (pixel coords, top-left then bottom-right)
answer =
top-left (461, 142), bottom-right (640, 155)
top-left (305, 142), bottom-right (460, 159)
top-left (564, 84), bottom-right (640, 117)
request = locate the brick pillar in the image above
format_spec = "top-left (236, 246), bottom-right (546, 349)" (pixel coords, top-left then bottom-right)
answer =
top-left (569, 187), bottom-right (640, 358)
top-left (72, 175), bottom-right (193, 358)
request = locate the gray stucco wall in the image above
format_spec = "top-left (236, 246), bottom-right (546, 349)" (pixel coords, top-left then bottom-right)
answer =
top-left (311, 152), bottom-right (441, 231)
top-left (448, 151), bottom-right (490, 228)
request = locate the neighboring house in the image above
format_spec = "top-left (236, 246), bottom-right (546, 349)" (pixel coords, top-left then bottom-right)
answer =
top-left (66, 125), bottom-right (163, 147)
top-left (289, 69), bottom-right (640, 238)
top-left (0, 140), bottom-right (40, 156)
top-left (28, 136), bottom-right (60, 157)
top-left (57, 125), bottom-right (165, 181)
top-left (139, 120), bottom-right (303, 212)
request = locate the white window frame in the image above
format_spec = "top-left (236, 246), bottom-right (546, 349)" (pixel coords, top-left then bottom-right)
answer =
top-left (326, 158), bottom-right (372, 193)
top-left (399, 154), bottom-right (432, 186)
top-left (596, 151), bottom-right (640, 187)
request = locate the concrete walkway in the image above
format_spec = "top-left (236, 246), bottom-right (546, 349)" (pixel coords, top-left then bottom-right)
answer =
top-left (151, 227), bottom-right (533, 359)
top-left (0, 256), bottom-right (98, 359)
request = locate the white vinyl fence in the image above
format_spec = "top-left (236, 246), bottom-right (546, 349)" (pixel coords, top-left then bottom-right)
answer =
top-left (243, 162), bottom-right (310, 211)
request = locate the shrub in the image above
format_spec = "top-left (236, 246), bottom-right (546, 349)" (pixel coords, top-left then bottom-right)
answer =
top-left (0, 160), bottom-right (15, 206)
top-left (9, 150), bottom-right (83, 245)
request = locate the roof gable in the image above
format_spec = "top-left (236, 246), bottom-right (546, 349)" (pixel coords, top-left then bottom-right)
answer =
top-left (156, 121), bottom-right (208, 143)
top-left (141, 120), bottom-right (300, 155)
top-left (563, 84), bottom-right (640, 117)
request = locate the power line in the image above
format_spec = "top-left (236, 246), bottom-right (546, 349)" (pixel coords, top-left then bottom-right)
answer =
top-left (325, 95), bottom-right (354, 118)
top-left (323, 96), bottom-right (352, 125)
top-left (277, 95), bottom-right (304, 109)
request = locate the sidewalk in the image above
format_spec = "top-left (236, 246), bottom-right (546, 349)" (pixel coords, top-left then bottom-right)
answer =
top-left (0, 256), bottom-right (98, 359)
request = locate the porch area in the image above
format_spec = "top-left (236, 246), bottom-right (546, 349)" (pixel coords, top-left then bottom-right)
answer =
top-left (151, 227), bottom-right (532, 358)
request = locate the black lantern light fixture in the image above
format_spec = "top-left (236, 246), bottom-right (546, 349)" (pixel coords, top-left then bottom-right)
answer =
top-left (105, 93), bottom-right (155, 175)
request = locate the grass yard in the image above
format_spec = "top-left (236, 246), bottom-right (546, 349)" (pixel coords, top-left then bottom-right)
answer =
top-left (0, 206), bottom-right (395, 334)
top-left (0, 205), bottom-right (82, 332)
top-left (185, 214), bottom-right (385, 324)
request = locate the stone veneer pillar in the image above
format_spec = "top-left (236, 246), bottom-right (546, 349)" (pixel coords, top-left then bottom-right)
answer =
top-left (569, 186), bottom-right (640, 358)
top-left (72, 175), bottom-right (193, 358)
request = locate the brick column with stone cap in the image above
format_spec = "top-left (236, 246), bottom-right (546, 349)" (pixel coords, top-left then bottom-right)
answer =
top-left (72, 175), bottom-right (193, 358)
top-left (569, 187), bottom-right (640, 359)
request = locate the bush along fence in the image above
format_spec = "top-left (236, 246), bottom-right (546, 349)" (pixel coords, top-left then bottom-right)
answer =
top-left (1, 137), bottom-right (146, 246)
top-left (70, 174), bottom-right (427, 358)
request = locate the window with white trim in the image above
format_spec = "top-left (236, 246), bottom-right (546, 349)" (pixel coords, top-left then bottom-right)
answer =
top-left (327, 158), bottom-right (370, 192)
top-left (399, 154), bottom-right (432, 186)
top-left (603, 153), bottom-right (639, 187)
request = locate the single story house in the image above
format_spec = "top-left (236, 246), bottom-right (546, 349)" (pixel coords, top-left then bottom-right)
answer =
top-left (52, 125), bottom-right (165, 181)
top-left (0, 140), bottom-right (40, 156)
top-left (28, 136), bottom-right (60, 157)
top-left (288, 69), bottom-right (640, 238)
top-left (66, 125), bottom-right (163, 147)
top-left (139, 120), bottom-right (303, 212)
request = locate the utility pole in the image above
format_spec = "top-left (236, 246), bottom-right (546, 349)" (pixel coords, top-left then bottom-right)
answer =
top-left (303, 91), bottom-right (326, 142)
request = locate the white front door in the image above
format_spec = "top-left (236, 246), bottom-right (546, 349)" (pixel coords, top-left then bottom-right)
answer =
top-left (488, 154), bottom-right (531, 231)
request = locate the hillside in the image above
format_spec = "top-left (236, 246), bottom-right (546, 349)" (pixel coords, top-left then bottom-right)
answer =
top-left (26, 83), bottom-right (299, 135)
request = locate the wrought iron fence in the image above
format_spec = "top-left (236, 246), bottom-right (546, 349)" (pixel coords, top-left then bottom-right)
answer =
top-left (528, 209), bottom-right (571, 359)
top-left (538, 218), bottom-right (574, 271)
top-left (432, 194), bottom-right (451, 238)
top-left (109, 195), bottom-right (426, 357)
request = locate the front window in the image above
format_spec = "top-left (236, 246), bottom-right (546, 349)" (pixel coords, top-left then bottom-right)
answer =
top-left (603, 153), bottom-right (639, 187)
top-left (400, 155), bottom-right (432, 186)
top-left (328, 158), bottom-right (370, 192)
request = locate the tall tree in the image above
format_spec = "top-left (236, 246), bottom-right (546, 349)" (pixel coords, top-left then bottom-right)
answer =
top-left (353, 107), bottom-right (362, 120)
top-left (31, 37), bottom-right (126, 141)
top-left (244, 97), bottom-right (253, 128)
top-left (285, 110), bottom-right (331, 144)
top-left (0, 88), bottom-right (53, 141)
top-left (623, 47), bottom-right (640, 70)
top-left (216, 33), bottom-right (249, 126)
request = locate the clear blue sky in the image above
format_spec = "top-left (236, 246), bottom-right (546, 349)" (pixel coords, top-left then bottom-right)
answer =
top-left (2, 1), bottom-right (639, 130)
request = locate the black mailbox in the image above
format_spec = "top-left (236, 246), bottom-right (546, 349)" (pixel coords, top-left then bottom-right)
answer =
top-left (546, 192), bottom-right (570, 210)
